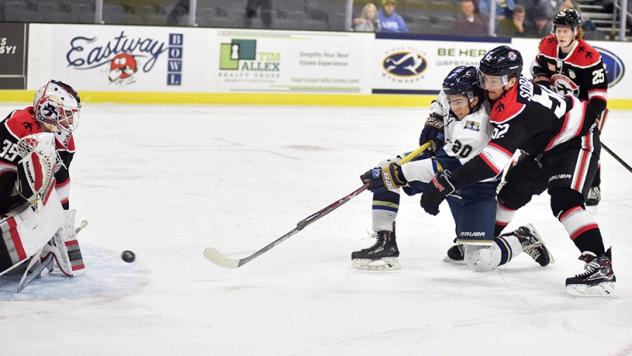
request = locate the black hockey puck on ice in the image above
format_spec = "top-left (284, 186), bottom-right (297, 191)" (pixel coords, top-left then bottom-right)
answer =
top-left (121, 250), bottom-right (136, 263)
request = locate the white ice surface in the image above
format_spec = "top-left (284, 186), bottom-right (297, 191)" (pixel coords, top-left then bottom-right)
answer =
top-left (1, 104), bottom-right (631, 355)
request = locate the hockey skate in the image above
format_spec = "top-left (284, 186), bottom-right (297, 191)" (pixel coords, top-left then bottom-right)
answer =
top-left (504, 224), bottom-right (554, 267)
top-left (566, 247), bottom-right (616, 296)
top-left (443, 239), bottom-right (465, 264)
top-left (586, 186), bottom-right (601, 206)
top-left (351, 226), bottom-right (400, 271)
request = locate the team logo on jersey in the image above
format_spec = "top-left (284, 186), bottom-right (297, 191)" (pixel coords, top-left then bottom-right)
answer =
top-left (464, 120), bottom-right (480, 132)
top-left (594, 47), bottom-right (625, 88)
top-left (551, 73), bottom-right (579, 96)
top-left (382, 49), bottom-right (427, 81)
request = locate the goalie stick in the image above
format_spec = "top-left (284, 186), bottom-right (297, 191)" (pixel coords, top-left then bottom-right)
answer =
top-left (204, 142), bottom-right (434, 269)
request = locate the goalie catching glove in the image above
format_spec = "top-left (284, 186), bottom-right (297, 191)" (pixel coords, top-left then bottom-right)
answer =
top-left (420, 170), bottom-right (456, 215)
top-left (360, 162), bottom-right (408, 194)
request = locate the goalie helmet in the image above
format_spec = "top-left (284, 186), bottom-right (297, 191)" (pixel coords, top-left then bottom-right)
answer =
top-left (442, 66), bottom-right (483, 102)
top-left (33, 80), bottom-right (81, 148)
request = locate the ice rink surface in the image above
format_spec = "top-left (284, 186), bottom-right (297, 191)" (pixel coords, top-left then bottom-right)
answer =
top-left (1, 103), bottom-right (631, 355)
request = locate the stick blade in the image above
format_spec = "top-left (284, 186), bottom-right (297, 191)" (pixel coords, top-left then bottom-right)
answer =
top-left (203, 247), bottom-right (240, 269)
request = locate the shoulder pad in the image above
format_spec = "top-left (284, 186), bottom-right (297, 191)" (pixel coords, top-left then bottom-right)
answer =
top-left (568, 40), bottom-right (601, 67)
top-left (490, 85), bottom-right (526, 124)
top-left (538, 35), bottom-right (558, 58)
top-left (4, 108), bottom-right (41, 139)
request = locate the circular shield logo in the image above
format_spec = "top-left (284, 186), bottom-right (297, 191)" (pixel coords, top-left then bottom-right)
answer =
top-left (383, 51), bottom-right (427, 78)
top-left (595, 47), bottom-right (625, 88)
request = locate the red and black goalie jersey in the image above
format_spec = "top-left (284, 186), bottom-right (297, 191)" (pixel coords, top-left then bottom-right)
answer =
top-left (0, 107), bottom-right (75, 213)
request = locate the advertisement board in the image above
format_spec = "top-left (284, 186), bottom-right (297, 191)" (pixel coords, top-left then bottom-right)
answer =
top-left (0, 23), bottom-right (28, 89)
top-left (371, 35), bottom-right (509, 94)
top-left (28, 24), bottom-right (214, 92)
top-left (214, 30), bottom-right (372, 94)
top-left (22, 24), bottom-right (632, 105)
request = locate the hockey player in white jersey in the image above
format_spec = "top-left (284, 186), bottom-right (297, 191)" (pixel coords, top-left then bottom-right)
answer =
top-left (351, 66), bottom-right (553, 272)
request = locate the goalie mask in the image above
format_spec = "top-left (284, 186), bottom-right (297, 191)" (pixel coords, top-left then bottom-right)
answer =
top-left (33, 80), bottom-right (81, 148)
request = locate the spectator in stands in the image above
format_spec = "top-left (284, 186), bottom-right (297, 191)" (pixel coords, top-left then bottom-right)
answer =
top-left (378, 0), bottom-right (408, 33)
top-left (496, 4), bottom-right (529, 37)
top-left (245, 0), bottom-right (272, 29)
top-left (455, 0), bottom-right (489, 36)
top-left (557, 0), bottom-right (602, 39)
top-left (519, 0), bottom-right (556, 23)
top-left (479, 0), bottom-right (516, 20)
top-left (353, 3), bottom-right (381, 32)
top-left (526, 9), bottom-right (553, 37)
top-left (557, 0), bottom-right (578, 10)
top-left (167, 0), bottom-right (188, 25)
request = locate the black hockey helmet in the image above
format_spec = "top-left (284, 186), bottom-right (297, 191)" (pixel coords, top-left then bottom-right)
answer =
top-left (442, 66), bottom-right (483, 102)
top-left (479, 45), bottom-right (523, 80)
top-left (553, 8), bottom-right (582, 29)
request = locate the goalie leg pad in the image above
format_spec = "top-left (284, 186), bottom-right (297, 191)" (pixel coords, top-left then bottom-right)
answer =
top-left (0, 192), bottom-right (64, 274)
top-left (41, 209), bottom-right (85, 276)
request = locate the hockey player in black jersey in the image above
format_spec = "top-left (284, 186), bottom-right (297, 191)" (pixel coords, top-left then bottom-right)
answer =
top-left (352, 66), bottom-right (552, 272)
top-left (532, 8), bottom-right (607, 206)
top-left (420, 46), bottom-right (615, 296)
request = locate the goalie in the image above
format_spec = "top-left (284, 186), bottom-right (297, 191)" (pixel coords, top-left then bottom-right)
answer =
top-left (0, 80), bottom-right (85, 282)
top-left (352, 66), bottom-right (553, 272)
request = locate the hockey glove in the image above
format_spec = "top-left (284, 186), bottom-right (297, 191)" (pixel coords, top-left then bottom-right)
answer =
top-left (361, 162), bottom-right (407, 194)
top-left (420, 170), bottom-right (456, 216)
top-left (419, 112), bottom-right (445, 149)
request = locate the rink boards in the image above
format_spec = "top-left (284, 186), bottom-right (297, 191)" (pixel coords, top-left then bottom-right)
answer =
top-left (0, 22), bottom-right (630, 108)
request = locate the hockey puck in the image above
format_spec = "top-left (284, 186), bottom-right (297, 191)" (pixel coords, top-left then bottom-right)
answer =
top-left (121, 250), bottom-right (136, 263)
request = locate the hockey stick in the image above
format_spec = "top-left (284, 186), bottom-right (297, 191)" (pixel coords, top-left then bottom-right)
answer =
top-left (602, 142), bottom-right (632, 174)
top-left (204, 142), bottom-right (434, 269)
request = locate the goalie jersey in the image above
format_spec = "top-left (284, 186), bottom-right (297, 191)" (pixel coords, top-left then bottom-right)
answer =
top-left (0, 107), bottom-right (75, 213)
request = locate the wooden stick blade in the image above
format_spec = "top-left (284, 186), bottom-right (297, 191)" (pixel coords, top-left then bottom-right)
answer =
top-left (203, 247), bottom-right (240, 269)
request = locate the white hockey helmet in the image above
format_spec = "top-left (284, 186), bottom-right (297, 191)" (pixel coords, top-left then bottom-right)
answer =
top-left (33, 80), bottom-right (81, 147)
